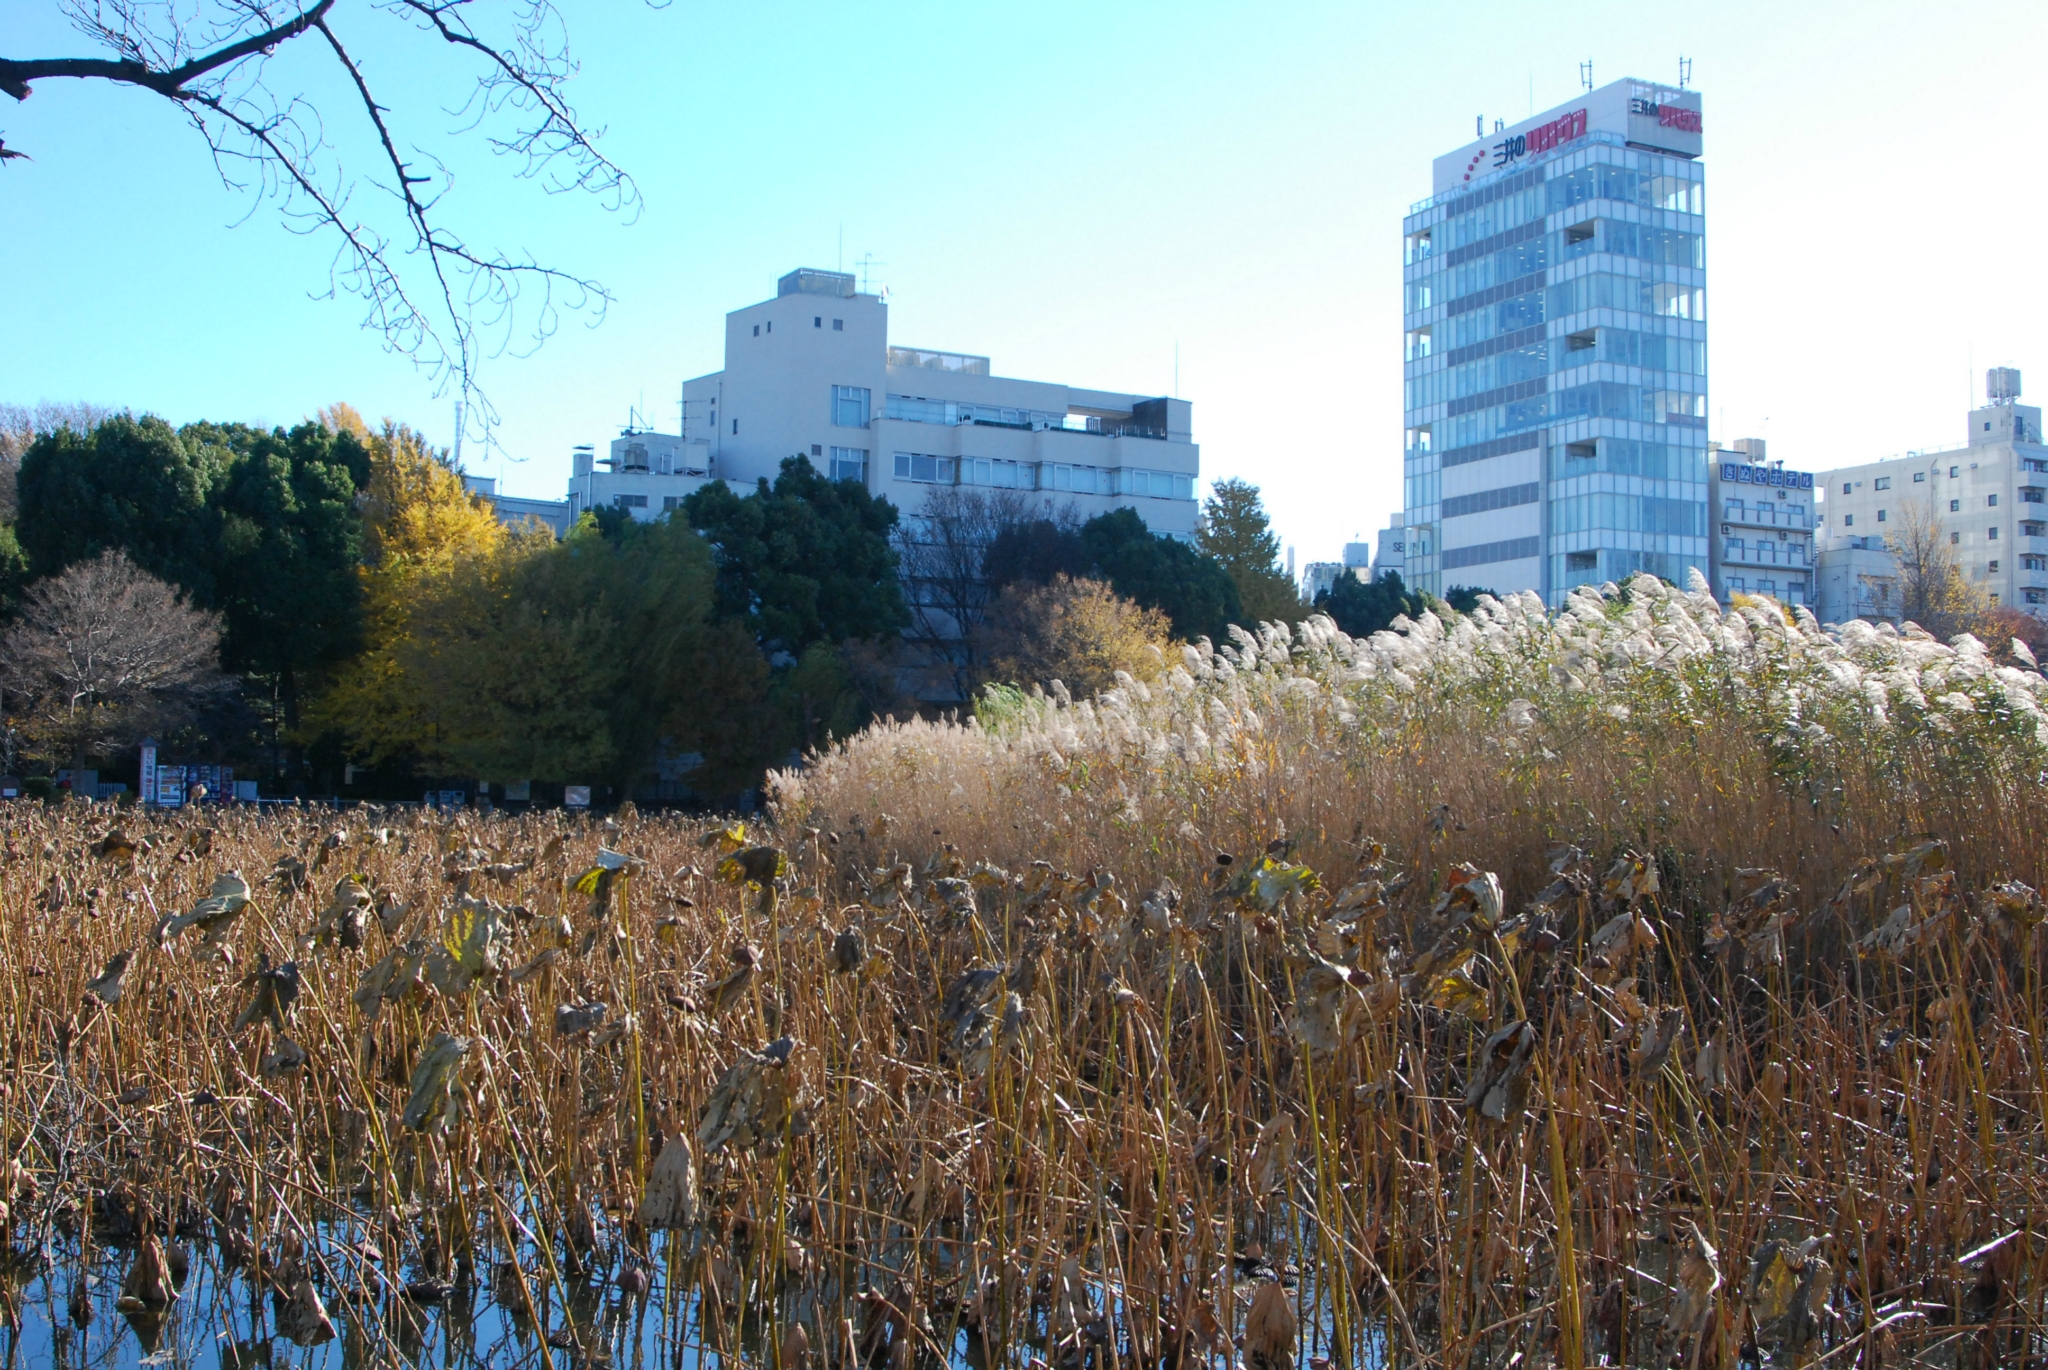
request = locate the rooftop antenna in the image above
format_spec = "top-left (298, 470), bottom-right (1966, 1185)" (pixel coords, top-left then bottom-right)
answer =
top-left (1580, 59), bottom-right (1594, 92)
top-left (1476, 114), bottom-right (1483, 137)
top-left (1678, 56), bottom-right (1692, 89)
top-left (856, 252), bottom-right (886, 293)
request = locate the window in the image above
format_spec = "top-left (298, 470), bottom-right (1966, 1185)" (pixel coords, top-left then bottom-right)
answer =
top-left (832, 385), bottom-right (871, 427)
top-left (2025, 556), bottom-right (2048, 571)
top-left (1990, 493), bottom-right (2000, 506)
top-left (662, 495), bottom-right (681, 512)
top-left (766, 321), bottom-right (772, 333)
top-left (1951, 466), bottom-right (1960, 478)
top-left (1874, 476), bottom-right (1890, 491)
top-left (1566, 550), bottom-right (1597, 571)
top-left (814, 316), bottom-right (822, 328)
top-left (1914, 472), bottom-right (1926, 482)
top-left (1951, 499), bottom-right (1961, 512)
top-left (961, 457), bottom-right (1029, 490)
top-left (2028, 589), bottom-right (2047, 605)
top-left (1405, 328), bottom-right (1433, 360)
top-left (1990, 526), bottom-right (2000, 540)
top-left (1877, 509), bottom-right (1887, 522)
top-left (811, 444), bottom-right (823, 456)
top-left (1952, 531), bottom-right (1962, 544)
top-left (893, 452), bottom-right (954, 484)
top-left (829, 446), bottom-right (868, 482)
top-left (1842, 483), bottom-right (1853, 495)
top-left (1042, 463), bottom-right (1115, 495)
top-left (1119, 468), bottom-right (1197, 500)
top-left (752, 324), bottom-right (759, 336)
top-left (1843, 514), bottom-right (1853, 527)
top-left (1990, 560), bottom-right (2001, 572)
top-left (834, 319), bottom-right (844, 331)
top-left (613, 494), bottom-right (648, 509)
top-left (2027, 522), bottom-right (2048, 536)
top-left (2026, 487), bottom-right (2048, 504)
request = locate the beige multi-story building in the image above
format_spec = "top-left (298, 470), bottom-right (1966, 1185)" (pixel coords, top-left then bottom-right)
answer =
top-left (1707, 438), bottom-right (1814, 606)
top-left (1815, 370), bottom-right (2048, 622)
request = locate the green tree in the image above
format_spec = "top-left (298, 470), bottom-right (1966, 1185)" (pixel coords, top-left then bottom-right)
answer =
top-left (1315, 569), bottom-right (1425, 639)
top-left (985, 508), bottom-right (1242, 643)
top-left (14, 414), bottom-right (224, 592)
top-left (0, 523), bottom-right (27, 620)
top-left (1081, 509), bottom-right (1242, 643)
top-left (682, 456), bottom-right (908, 656)
top-left (1196, 477), bottom-right (1305, 625)
top-left (191, 420), bottom-right (370, 729)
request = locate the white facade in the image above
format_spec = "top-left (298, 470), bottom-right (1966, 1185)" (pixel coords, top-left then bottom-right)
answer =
top-left (1706, 439), bottom-right (1814, 606)
top-left (565, 432), bottom-right (721, 523)
top-left (463, 475), bottom-right (571, 537)
top-left (1371, 515), bottom-right (1406, 582)
top-left (1815, 372), bottom-right (2048, 620)
top-left (558, 268), bottom-right (1202, 535)
top-left (1301, 562), bottom-right (1358, 602)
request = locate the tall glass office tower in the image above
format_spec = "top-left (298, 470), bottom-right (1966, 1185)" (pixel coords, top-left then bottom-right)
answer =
top-left (1401, 79), bottom-right (1708, 602)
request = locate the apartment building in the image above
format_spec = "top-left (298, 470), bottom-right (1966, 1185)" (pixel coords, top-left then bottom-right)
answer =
top-left (562, 268), bottom-right (1200, 537)
top-left (1707, 439), bottom-right (1814, 606)
top-left (1402, 77), bottom-right (1709, 603)
top-left (1815, 370), bottom-right (2048, 621)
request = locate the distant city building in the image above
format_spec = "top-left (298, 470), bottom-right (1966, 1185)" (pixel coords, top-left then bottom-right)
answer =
top-left (565, 268), bottom-right (1200, 537)
top-left (1370, 515), bottom-right (1406, 582)
top-left (1816, 370), bottom-right (2048, 621)
top-left (1300, 561), bottom-right (1355, 602)
top-left (1707, 439), bottom-right (1814, 606)
top-left (1401, 78), bottom-right (1708, 603)
top-left (1343, 539), bottom-right (1374, 571)
top-left (462, 475), bottom-right (571, 537)
top-left (564, 431), bottom-right (713, 523)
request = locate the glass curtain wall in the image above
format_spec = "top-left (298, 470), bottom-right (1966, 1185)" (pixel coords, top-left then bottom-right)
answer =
top-left (1401, 126), bottom-right (1708, 601)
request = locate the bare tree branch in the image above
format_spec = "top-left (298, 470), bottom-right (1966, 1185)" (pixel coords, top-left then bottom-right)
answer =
top-left (2, 0), bottom-right (648, 440)
top-left (0, 0), bottom-right (333, 100)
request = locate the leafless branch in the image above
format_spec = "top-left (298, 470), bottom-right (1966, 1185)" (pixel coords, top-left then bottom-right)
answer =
top-left (2, 0), bottom-right (649, 437)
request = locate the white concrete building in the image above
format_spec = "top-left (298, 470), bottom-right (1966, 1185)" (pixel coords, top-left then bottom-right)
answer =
top-left (463, 475), bottom-right (571, 537)
top-left (1815, 370), bottom-right (2048, 621)
top-left (1369, 516), bottom-right (1406, 582)
top-left (565, 431), bottom-right (717, 523)
top-left (1706, 439), bottom-right (1814, 606)
top-left (565, 268), bottom-right (1201, 536)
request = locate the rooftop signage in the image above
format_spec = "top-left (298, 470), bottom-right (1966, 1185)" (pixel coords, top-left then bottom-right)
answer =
top-left (1431, 78), bottom-right (1703, 196)
top-left (1720, 462), bottom-right (1813, 490)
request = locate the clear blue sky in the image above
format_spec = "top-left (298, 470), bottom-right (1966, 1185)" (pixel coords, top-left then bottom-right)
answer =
top-left (7, 1), bottom-right (2046, 565)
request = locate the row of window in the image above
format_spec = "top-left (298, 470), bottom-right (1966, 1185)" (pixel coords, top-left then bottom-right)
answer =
top-left (1551, 491), bottom-right (1705, 538)
top-left (1442, 481), bottom-right (1540, 521)
top-left (1722, 577), bottom-right (1807, 604)
top-left (1429, 378), bottom-right (1705, 450)
top-left (1406, 327), bottom-right (1706, 412)
top-left (887, 394), bottom-right (1080, 430)
top-left (1412, 152), bottom-right (1702, 263)
top-left (1409, 220), bottom-right (1703, 312)
top-left (891, 453), bottom-right (1193, 499)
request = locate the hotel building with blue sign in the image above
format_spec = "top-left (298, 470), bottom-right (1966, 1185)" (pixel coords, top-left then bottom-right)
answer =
top-left (1401, 78), bottom-right (1708, 602)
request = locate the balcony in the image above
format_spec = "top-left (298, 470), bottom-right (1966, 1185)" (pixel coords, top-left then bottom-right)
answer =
top-left (1719, 505), bottom-right (1810, 531)
top-left (1722, 541), bottom-right (1811, 569)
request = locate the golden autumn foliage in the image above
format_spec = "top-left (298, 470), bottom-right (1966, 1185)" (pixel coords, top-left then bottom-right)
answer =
top-left (302, 418), bottom-right (508, 765)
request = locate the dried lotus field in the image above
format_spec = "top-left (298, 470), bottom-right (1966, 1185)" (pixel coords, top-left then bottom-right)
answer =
top-left (5, 577), bottom-right (2048, 1370)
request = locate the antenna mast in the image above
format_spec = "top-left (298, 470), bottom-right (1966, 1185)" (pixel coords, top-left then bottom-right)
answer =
top-left (1678, 56), bottom-right (1692, 89)
top-left (1580, 59), bottom-right (1594, 92)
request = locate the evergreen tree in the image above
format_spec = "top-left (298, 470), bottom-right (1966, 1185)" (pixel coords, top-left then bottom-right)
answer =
top-left (681, 456), bottom-right (908, 656)
top-left (985, 509), bottom-right (1242, 644)
top-left (1315, 569), bottom-right (1425, 639)
top-left (1195, 477), bottom-right (1304, 625)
